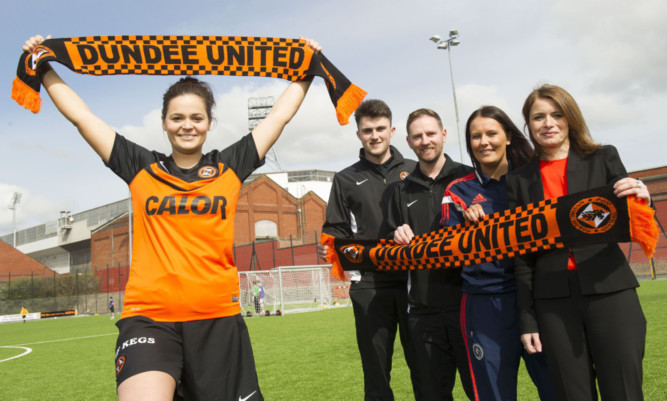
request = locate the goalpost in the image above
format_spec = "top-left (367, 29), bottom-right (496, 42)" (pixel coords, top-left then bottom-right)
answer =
top-left (238, 265), bottom-right (351, 315)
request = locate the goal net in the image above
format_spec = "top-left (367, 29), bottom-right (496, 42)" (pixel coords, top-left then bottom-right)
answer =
top-left (238, 265), bottom-right (351, 315)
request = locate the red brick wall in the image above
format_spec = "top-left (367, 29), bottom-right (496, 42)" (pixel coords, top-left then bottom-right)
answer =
top-left (234, 241), bottom-right (325, 272)
top-left (630, 166), bottom-right (667, 202)
top-left (90, 217), bottom-right (130, 270)
top-left (0, 240), bottom-right (52, 278)
top-left (235, 176), bottom-right (326, 245)
top-left (90, 217), bottom-right (133, 292)
top-left (87, 176), bottom-right (328, 290)
top-left (95, 264), bottom-right (130, 293)
top-left (302, 192), bottom-right (327, 240)
top-left (623, 168), bottom-right (667, 266)
top-left (619, 199), bottom-right (667, 264)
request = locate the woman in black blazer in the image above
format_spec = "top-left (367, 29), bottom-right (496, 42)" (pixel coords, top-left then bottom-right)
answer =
top-left (505, 84), bottom-right (651, 401)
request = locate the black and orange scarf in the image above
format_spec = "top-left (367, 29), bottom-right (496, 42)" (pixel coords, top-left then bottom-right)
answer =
top-left (322, 185), bottom-right (658, 280)
top-left (11, 36), bottom-right (366, 125)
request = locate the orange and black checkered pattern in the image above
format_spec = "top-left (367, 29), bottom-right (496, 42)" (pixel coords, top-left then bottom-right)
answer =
top-left (324, 184), bottom-right (657, 281)
top-left (14, 35), bottom-right (367, 124)
top-left (370, 197), bottom-right (564, 272)
top-left (64, 36), bottom-right (310, 80)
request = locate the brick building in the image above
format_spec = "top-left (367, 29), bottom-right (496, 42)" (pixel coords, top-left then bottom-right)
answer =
top-left (629, 165), bottom-right (667, 217)
top-left (235, 175), bottom-right (327, 245)
top-left (0, 240), bottom-right (53, 279)
top-left (89, 213), bottom-right (131, 292)
top-left (89, 174), bottom-right (328, 276)
top-left (622, 166), bottom-right (667, 268)
top-left (3, 166), bottom-right (665, 278)
top-left (1, 170), bottom-right (332, 276)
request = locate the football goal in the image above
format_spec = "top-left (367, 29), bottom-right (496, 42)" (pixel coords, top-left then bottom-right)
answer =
top-left (238, 265), bottom-right (350, 315)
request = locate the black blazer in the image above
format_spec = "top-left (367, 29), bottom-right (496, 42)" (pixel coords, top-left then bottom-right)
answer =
top-left (505, 145), bottom-right (639, 333)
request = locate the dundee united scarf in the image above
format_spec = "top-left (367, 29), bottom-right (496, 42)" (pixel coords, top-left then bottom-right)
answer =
top-left (322, 185), bottom-right (659, 281)
top-left (11, 36), bottom-right (367, 125)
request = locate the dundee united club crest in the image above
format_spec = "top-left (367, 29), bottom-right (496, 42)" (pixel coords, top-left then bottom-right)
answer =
top-left (340, 244), bottom-right (364, 264)
top-left (569, 196), bottom-right (617, 234)
top-left (115, 355), bottom-right (126, 376)
top-left (26, 45), bottom-right (56, 76)
top-left (198, 166), bottom-right (218, 178)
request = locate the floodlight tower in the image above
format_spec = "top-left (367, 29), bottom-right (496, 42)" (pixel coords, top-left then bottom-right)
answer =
top-left (429, 29), bottom-right (464, 162)
top-left (248, 96), bottom-right (283, 171)
top-left (9, 192), bottom-right (22, 247)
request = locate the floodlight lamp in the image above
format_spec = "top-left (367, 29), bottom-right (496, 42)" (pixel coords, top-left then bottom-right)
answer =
top-left (449, 29), bottom-right (459, 37)
top-left (437, 43), bottom-right (448, 50)
top-left (450, 40), bottom-right (461, 46)
top-left (11, 192), bottom-right (22, 205)
top-left (429, 35), bottom-right (442, 43)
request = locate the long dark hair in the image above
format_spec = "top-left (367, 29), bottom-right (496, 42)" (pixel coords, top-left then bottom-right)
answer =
top-left (465, 105), bottom-right (533, 170)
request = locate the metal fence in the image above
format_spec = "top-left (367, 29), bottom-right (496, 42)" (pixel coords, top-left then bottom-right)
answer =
top-left (0, 267), bottom-right (123, 316)
top-left (3, 216), bottom-right (666, 317)
top-left (239, 265), bottom-right (351, 316)
top-left (0, 265), bottom-right (351, 317)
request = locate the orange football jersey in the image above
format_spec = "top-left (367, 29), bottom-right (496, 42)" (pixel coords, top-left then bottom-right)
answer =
top-left (107, 133), bottom-right (262, 322)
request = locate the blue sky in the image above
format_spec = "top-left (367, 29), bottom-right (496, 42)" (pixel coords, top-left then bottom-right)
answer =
top-left (1, 0), bottom-right (665, 235)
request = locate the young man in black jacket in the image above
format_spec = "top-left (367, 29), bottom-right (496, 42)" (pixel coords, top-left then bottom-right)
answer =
top-left (388, 108), bottom-right (474, 401)
top-left (322, 99), bottom-right (418, 400)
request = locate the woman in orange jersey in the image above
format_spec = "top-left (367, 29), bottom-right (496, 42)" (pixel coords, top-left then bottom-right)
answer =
top-left (505, 84), bottom-right (650, 401)
top-left (23, 34), bottom-right (321, 401)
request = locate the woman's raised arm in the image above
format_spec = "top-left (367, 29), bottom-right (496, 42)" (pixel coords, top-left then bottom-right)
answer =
top-left (251, 38), bottom-right (321, 159)
top-left (24, 35), bottom-right (116, 163)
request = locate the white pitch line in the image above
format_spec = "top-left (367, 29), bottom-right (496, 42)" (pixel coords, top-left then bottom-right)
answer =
top-left (2, 332), bottom-right (117, 347)
top-left (0, 333), bottom-right (117, 364)
top-left (0, 346), bottom-right (32, 363)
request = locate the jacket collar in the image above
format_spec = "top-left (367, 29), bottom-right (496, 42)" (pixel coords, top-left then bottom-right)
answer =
top-left (358, 145), bottom-right (405, 168)
top-left (565, 147), bottom-right (585, 194)
top-left (527, 146), bottom-right (585, 200)
top-left (408, 153), bottom-right (462, 187)
top-left (473, 160), bottom-right (513, 186)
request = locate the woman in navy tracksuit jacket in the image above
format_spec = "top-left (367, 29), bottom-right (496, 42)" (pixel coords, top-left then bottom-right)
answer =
top-left (441, 106), bottom-right (555, 401)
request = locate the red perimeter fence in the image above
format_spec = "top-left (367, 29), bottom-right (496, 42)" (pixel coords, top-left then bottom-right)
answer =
top-left (2, 226), bottom-right (666, 316)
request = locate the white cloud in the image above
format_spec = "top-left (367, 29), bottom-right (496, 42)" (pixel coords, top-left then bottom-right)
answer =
top-left (458, 85), bottom-right (515, 121)
top-left (1, 0), bottom-right (666, 235)
top-left (552, 0), bottom-right (667, 96)
top-left (576, 93), bottom-right (638, 129)
top-left (115, 109), bottom-right (167, 154)
top-left (0, 183), bottom-right (62, 235)
top-left (115, 81), bottom-right (358, 171)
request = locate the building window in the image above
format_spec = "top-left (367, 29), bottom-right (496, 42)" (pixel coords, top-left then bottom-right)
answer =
top-left (255, 220), bottom-right (278, 239)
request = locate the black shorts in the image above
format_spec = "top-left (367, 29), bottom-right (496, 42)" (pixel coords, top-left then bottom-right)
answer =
top-left (109, 306), bottom-right (115, 313)
top-left (115, 314), bottom-right (263, 400)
